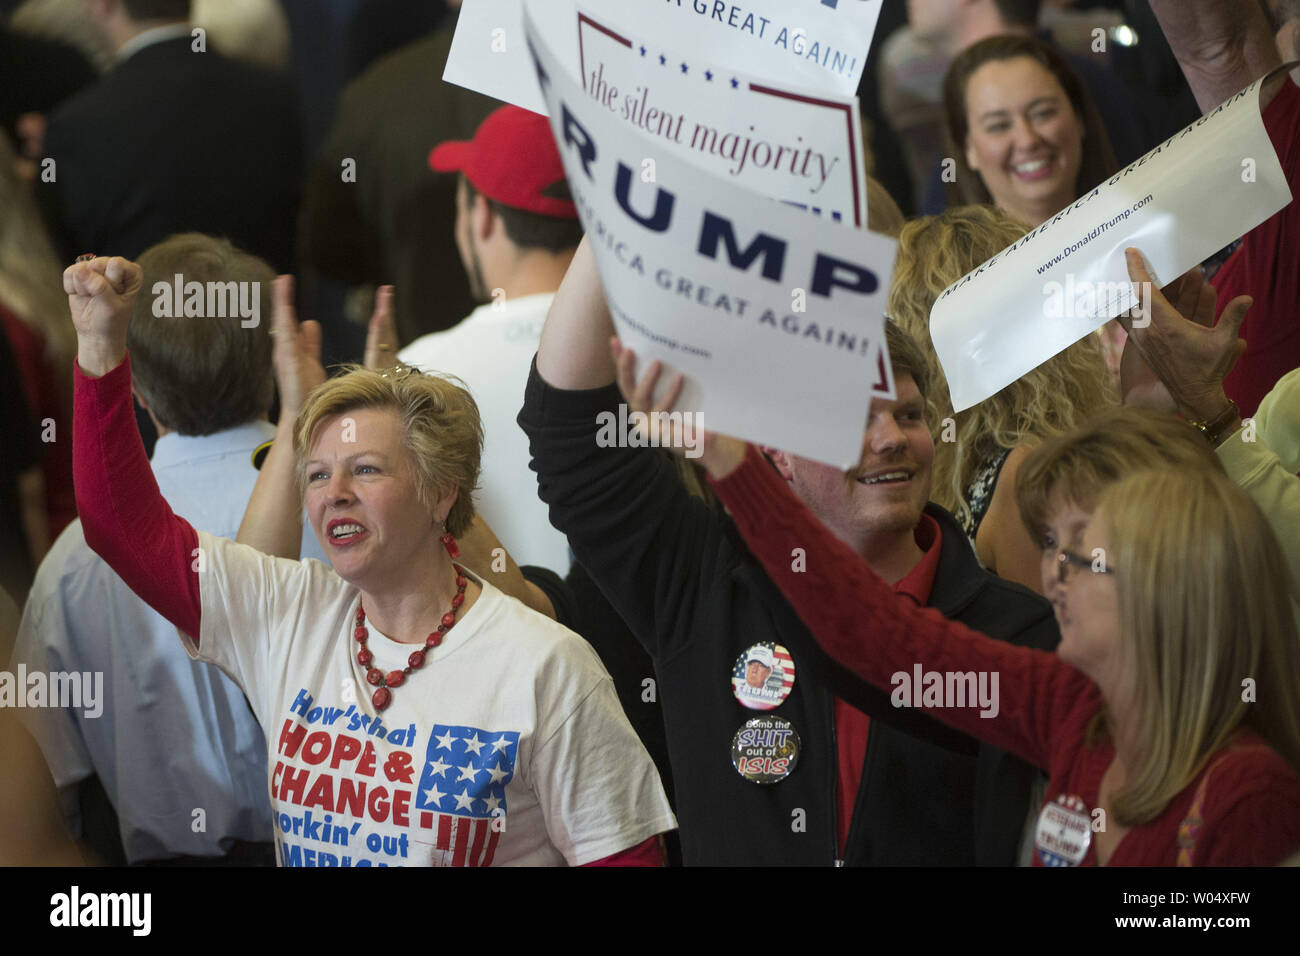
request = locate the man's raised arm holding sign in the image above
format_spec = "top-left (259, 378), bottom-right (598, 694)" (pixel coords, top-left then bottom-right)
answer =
top-left (1151, 0), bottom-right (1299, 416)
top-left (520, 238), bottom-right (1061, 867)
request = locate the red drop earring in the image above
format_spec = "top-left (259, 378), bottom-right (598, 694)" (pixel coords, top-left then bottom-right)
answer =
top-left (439, 521), bottom-right (460, 559)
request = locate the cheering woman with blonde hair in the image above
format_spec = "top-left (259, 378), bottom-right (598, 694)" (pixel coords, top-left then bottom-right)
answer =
top-left (64, 255), bottom-right (674, 867)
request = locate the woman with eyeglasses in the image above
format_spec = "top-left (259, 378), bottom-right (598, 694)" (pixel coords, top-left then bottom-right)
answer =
top-left (1014, 406), bottom-right (1223, 605)
top-left (684, 437), bottom-right (1298, 866)
top-left (64, 256), bottom-right (674, 867)
top-left (612, 359), bottom-right (1300, 868)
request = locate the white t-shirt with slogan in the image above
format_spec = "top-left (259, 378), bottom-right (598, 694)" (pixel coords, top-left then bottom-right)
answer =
top-left (181, 531), bottom-right (675, 867)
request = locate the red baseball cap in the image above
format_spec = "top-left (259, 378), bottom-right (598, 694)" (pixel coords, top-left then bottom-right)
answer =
top-left (429, 105), bottom-right (578, 219)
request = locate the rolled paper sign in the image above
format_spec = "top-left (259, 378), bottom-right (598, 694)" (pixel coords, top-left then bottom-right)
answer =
top-left (930, 64), bottom-right (1295, 413)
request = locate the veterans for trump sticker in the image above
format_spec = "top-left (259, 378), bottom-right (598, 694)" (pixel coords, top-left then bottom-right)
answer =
top-left (731, 642), bottom-right (795, 710)
top-left (731, 716), bottom-right (800, 784)
top-left (1035, 794), bottom-right (1093, 866)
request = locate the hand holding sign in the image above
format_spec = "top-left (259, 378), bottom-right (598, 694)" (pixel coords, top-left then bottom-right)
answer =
top-left (930, 67), bottom-right (1291, 412)
top-left (1118, 248), bottom-right (1252, 423)
top-left (1118, 262), bottom-right (1212, 411)
top-left (611, 337), bottom-right (747, 479)
top-left (524, 0), bottom-right (896, 466)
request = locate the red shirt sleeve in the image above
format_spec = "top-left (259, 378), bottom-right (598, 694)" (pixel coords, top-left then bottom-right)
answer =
top-left (1217, 77), bottom-right (1300, 416)
top-left (73, 354), bottom-right (202, 639)
top-left (581, 836), bottom-right (664, 867)
top-left (709, 445), bottom-right (1088, 772)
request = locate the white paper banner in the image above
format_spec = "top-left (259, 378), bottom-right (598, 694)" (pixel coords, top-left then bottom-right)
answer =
top-left (522, 0), bottom-right (897, 468)
top-left (446, 0), bottom-right (883, 113)
top-left (576, 6), bottom-right (867, 225)
top-left (930, 70), bottom-right (1293, 413)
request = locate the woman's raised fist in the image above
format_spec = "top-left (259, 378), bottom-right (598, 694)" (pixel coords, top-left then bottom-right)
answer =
top-left (65, 256), bottom-right (143, 376)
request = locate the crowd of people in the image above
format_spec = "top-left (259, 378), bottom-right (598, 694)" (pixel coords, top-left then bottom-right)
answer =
top-left (2, 0), bottom-right (1299, 868)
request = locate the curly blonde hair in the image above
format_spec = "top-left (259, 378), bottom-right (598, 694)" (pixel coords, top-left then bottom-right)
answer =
top-left (886, 205), bottom-right (1117, 526)
top-left (294, 366), bottom-right (483, 537)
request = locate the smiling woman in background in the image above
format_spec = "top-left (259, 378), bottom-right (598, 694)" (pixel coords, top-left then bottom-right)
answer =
top-left (939, 34), bottom-right (1127, 381)
top-left (941, 33), bottom-right (1116, 228)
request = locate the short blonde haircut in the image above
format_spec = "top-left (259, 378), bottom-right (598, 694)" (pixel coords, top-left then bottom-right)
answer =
top-left (1015, 406), bottom-right (1223, 548)
top-left (294, 366), bottom-right (483, 537)
top-left (1094, 468), bottom-right (1300, 826)
top-left (886, 205), bottom-right (1117, 525)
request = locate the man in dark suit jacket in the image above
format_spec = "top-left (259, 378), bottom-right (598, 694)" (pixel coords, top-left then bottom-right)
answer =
top-left (301, 23), bottom-right (497, 345)
top-left (0, 20), bottom-right (98, 151)
top-left (37, 0), bottom-right (301, 273)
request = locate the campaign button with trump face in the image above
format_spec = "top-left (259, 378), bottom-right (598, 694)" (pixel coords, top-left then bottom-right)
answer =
top-left (731, 642), bottom-right (796, 711)
top-left (731, 715), bottom-right (800, 784)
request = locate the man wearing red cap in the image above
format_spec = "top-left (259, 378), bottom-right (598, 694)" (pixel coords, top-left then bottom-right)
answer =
top-left (399, 105), bottom-right (581, 575)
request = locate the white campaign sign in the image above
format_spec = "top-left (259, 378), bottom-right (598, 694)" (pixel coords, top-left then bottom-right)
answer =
top-left (522, 0), bottom-right (897, 467)
top-left (576, 5), bottom-right (867, 225)
top-left (446, 0), bottom-right (883, 113)
top-left (930, 71), bottom-right (1293, 412)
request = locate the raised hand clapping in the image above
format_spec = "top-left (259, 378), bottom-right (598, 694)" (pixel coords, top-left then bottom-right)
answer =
top-left (269, 275), bottom-right (325, 416)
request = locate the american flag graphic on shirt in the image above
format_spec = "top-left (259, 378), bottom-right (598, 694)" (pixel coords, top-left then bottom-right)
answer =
top-left (414, 724), bottom-right (520, 867)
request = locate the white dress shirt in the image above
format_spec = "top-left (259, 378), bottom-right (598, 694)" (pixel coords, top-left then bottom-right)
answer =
top-left (11, 419), bottom-right (325, 862)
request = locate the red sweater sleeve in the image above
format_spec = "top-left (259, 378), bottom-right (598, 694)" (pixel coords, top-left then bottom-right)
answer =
top-left (73, 354), bottom-right (202, 639)
top-left (1218, 77), bottom-right (1300, 416)
top-left (581, 835), bottom-right (664, 867)
top-left (709, 445), bottom-right (1089, 771)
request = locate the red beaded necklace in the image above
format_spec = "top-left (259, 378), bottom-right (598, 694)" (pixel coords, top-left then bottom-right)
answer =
top-left (353, 565), bottom-right (468, 711)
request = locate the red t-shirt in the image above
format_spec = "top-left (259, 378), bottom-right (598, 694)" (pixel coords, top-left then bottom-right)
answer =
top-left (1217, 77), bottom-right (1300, 417)
top-left (834, 513), bottom-right (941, 856)
top-left (715, 445), bottom-right (1300, 865)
